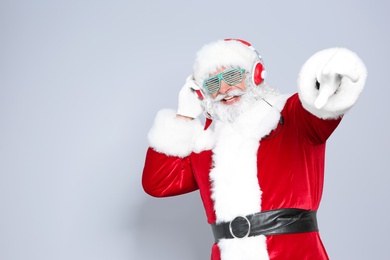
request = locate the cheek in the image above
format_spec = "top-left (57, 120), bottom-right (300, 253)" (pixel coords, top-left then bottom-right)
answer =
top-left (238, 81), bottom-right (246, 91)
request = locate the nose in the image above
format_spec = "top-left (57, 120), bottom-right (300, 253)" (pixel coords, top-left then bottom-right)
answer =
top-left (219, 80), bottom-right (232, 94)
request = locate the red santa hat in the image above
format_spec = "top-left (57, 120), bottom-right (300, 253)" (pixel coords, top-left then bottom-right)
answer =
top-left (193, 39), bottom-right (263, 88)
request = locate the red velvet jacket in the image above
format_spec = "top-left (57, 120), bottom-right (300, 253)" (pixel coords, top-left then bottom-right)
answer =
top-left (143, 94), bottom-right (342, 260)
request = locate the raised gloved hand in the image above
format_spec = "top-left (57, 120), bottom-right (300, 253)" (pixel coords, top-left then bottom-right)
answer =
top-left (298, 47), bottom-right (367, 118)
top-left (314, 49), bottom-right (360, 109)
top-left (177, 75), bottom-right (204, 119)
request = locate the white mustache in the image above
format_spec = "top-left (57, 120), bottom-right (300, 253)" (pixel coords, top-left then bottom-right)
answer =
top-left (214, 89), bottom-right (245, 101)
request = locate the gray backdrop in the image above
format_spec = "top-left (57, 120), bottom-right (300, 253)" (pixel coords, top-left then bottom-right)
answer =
top-left (1, 0), bottom-right (389, 259)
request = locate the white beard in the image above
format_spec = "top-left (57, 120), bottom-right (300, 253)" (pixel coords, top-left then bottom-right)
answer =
top-left (202, 80), bottom-right (280, 123)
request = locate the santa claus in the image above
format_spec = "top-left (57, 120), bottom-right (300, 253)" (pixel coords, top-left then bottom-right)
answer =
top-left (142, 39), bottom-right (367, 259)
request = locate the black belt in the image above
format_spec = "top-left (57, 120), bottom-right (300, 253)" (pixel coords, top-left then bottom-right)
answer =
top-left (211, 208), bottom-right (318, 242)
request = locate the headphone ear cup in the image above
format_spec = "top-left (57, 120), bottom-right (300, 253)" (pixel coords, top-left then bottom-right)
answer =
top-left (224, 38), bottom-right (266, 86)
top-left (252, 62), bottom-right (265, 86)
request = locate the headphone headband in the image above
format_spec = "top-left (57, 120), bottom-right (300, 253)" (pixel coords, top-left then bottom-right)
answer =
top-left (224, 38), bottom-right (266, 86)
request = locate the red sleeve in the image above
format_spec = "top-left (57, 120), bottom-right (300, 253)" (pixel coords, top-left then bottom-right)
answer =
top-left (142, 147), bottom-right (199, 197)
top-left (286, 94), bottom-right (342, 145)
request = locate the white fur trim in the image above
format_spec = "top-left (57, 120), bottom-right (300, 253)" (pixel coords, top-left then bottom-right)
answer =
top-left (210, 95), bottom-right (289, 259)
top-left (193, 40), bottom-right (258, 87)
top-left (210, 94), bottom-right (288, 222)
top-left (298, 48), bottom-right (367, 119)
top-left (193, 126), bottom-right (215, 153)
top-left (147, 109), bottom-right (204, 157)
top-left (219, 236), bottom-right (269, 260)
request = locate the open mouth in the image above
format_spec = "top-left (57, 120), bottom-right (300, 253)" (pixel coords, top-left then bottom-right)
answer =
top-left (221, 95), bottom-right (241, 104)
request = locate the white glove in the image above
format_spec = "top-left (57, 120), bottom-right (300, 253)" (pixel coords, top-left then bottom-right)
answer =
top-left (177, 75), bottom-right (203, 119)
top-left (314, 49), bottom-right (360, 109)
top-left (298, 47), bottom-right (367, 119)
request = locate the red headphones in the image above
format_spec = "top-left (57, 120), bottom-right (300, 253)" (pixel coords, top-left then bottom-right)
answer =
top-left (224, 38), bottom-right (266, 86)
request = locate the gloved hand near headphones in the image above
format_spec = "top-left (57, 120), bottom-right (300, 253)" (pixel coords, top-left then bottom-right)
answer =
top-left (177, 75), bottom-right (204, 119)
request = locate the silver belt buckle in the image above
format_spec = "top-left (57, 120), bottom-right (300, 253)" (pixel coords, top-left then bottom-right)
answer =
top-left (229, 215), bottom-right (251, 239)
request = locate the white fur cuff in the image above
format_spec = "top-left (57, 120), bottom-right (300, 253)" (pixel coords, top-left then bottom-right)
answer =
top-left (147, 109), bottom-right (203, 157)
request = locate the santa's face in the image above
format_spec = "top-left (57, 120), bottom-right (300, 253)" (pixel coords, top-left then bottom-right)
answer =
top-left (202, 67), bottom-right (279, 123)
top-left (202, 68), bottom-right (261, 123)
top-left (209, 68), bottom-right (247, 105)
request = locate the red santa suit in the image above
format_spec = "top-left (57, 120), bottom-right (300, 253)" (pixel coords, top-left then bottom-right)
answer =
top-left (142, 45), bottom-right (367, 259)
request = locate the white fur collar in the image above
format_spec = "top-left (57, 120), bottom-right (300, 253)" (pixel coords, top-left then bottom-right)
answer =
top-left (210, 94), bottom-right (289, 221)
top-left (209, 94), bottom-right (290, 260)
